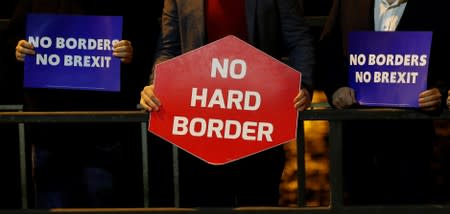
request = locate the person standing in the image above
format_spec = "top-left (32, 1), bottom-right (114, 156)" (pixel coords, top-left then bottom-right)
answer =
top-left (9, 0), bottom-right (163, 208)
top-left (140, 0), bottom-right (315, 207)
top-left (318, 0), bottom-right (449, 205)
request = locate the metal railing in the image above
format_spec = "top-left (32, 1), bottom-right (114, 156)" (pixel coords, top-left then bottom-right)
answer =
top-left (0, 104), bottom-right (27, 209)
top-left (1, 106), bottom-right (449, 213)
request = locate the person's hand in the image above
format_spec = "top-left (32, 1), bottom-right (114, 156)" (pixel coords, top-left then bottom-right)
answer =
top-left (140, 84), bottom-right (161, 112)
top-left (293, 88), bottom-right (311, 111)
top-left (15, 40), bottom-right (35, 62)
top-left (418, 88), bottom-right (441, 111)
top-left (447, 90), bottom-right (450, 110)
top-left (113, 40), bottom-right (133, 64)
top-left (332, 87), bottom-right (356, 109)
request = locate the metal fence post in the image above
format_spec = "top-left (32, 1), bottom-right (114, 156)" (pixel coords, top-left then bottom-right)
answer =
top-left (0, 105), bottom-right (27, 208)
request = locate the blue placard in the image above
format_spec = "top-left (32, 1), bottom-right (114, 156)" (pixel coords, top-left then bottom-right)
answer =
top-left (24, 13), bottom-right (123, 92)
top-left (348, 31), bottom-right (432, 107)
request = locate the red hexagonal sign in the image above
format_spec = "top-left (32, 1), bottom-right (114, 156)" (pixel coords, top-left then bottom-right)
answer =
top-left (148, 35), bottom-right (301, 165)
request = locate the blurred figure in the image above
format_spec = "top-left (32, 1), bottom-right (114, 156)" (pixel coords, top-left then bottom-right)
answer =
top-left (140, 0), bottom-right (315, 207)
top-left (448, 90), bottom-right (450, 110)
top-left (0, 1), bottom-right (23, 208)
top-left (8, 0), bottom-right (162, 208)
top-left (319, 0), bottom-right (449, 205)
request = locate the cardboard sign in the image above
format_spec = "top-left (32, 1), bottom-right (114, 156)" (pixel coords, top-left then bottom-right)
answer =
top-left (348, 31), bottom-right (432, 107)
top-left (149, 36), bottom-right (301, 165)
top-left (24, 13), bottom-right (123, 91)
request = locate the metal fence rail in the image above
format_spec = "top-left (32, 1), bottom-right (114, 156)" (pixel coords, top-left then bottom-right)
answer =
top-left (300, 108), bottom-right (450, 213)
top-left (0, 108), bottom-right (449, 214)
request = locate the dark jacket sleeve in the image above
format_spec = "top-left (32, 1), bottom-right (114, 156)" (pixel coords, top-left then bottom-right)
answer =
top-left (278, 0), bottom-right (315, 95)
top-left (7, 0), bottom-right (30, 54)
top-left (427, 3), bottom-right (450, 108)
top-left (316, 0), bottom-right (348, 105)
top-left (149, 0), bottom-right (181, 84)
top-left (4, 0), bottom-right (31, 97)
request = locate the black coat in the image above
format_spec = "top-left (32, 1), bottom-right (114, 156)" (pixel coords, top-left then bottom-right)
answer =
top-left (320, 0), bottom-right (449, 103)
top-left (317, 0), bottom-right (450, 204)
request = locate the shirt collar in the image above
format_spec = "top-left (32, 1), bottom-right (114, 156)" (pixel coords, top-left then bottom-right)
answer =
top-left (382, 0), bottom-right (407, 7)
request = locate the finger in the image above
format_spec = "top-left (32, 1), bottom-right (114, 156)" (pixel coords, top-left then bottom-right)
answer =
top-left (419, 99), bottom-right (441, 110)
top-left (140, 91), bottom-right (161, 112)
top-left (349, 89), bottom-right (356, 104)
top-left (419, 88), bottom-right (436, 97)
top-left (141, 94), bottom-right (158, 112)
top-left (150, 95), bottom-right (161, 107)
top-left (418, 94), bottom-right (441, 105)
top-left (16, 45), bottom-right (36, 55)
top-left (113, 40), bottom-right (131, 48)
top-left (22, 41), bottom-right (33, 48)
top-left (296, 104), bottom-right (307, 112)
top-left (113, 51), bottom-right (133, 63)
top-left (419, 100), bottom-right (440, 108)
top-left (294, 96), bottom-right (306, 110)
top-left (140, 90), bottom-right (152, 109)
top-left (139, 98), bottom-right (152, 112)
top-left (16, 52), bottom-right (25, 61)
top-left (340, 96), bottom-right (353, 107)
top-left (420, 89), bottom-right (441, 101)
top-left (296, 96), bottom-right (311, 111)
top-left (333, 97), bottom-right (344, 109)
top-left (113, 44), bottom-right (133, 52)
top-left (113, 51), bottom-right (132, 58)
top-left (293, 93), bottom-right (300, 104)
top-left (293, 91), bottom-right (303, 104)
top-left (299, 103), bottom-right (309, 111)
top-left (18, 40), bottom-right (34, 49)
top-left (113, 50), bottom-right (133, 63)
top-left (149, 99), bottom-right (160, 111)
top-left (17, 40), bottom-right (35, 54)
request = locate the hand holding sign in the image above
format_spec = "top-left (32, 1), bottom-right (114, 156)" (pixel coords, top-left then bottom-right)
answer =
top-left (293, 88), bottom-right (311, 111)
top-left (140, 84), bottom-right (161, 112)
top-left (24, 14), bottom-right (123, 91)
top-left (418, 88), bottom-right (442, 111)
top-left (15, 40), bottom-right (35, 62)
top-left (332, 87), bottom-right (356, 109)
top-left (113, 40), bottom-right (133, 64)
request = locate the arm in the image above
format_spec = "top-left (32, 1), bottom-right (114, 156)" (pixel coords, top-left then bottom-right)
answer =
top-left (316, 0), bottom-right (356, 108)
top-left (141, 0), bottom-right (181, 111)
top-left (421, 3), bottom-right (450, 112)
top-left (8, 0), bottom-right (31, 62)
top-left (149, 0), bottom-right (182, 84)
top-left (278, 0), bottom-right (315, 95)
top-left (277, 0), bottom-right (315, 111)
